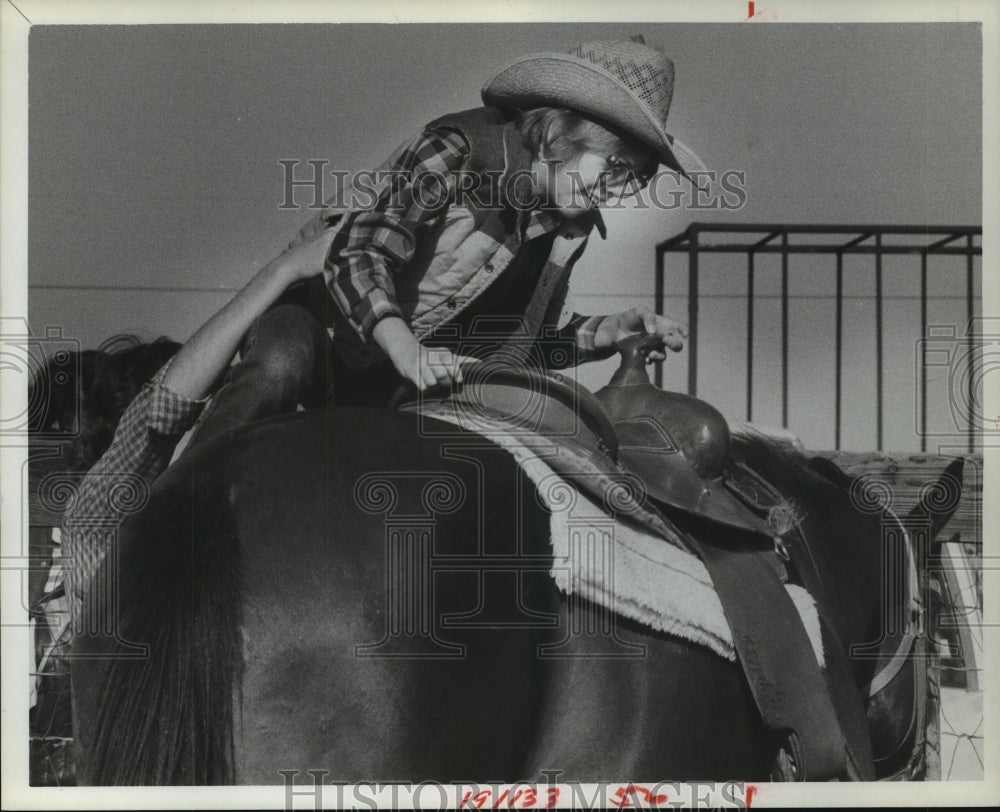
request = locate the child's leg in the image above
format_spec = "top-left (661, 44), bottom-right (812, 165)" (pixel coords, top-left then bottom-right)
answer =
top-left (185, 303), bottom-right (330, 448)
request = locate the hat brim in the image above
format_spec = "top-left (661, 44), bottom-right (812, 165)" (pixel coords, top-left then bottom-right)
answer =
top-left (482, 52), bottom-right (705, 179)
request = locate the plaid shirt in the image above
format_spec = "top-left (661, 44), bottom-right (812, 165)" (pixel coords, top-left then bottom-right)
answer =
top-left (61, 360), bottom-right (206, 620)
top-left (322, 124), bottom-right (608, 364)
top-left (327, 128), bottom-right (470, 338)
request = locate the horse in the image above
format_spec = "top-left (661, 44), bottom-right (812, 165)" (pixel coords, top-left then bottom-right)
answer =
top-left (67, 397), bottom-right (963, 785)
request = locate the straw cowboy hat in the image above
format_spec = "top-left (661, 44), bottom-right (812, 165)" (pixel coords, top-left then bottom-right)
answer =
top-left (482, 39), bottom-right (705, 178)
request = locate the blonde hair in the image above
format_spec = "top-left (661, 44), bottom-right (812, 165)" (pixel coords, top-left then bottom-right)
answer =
top-left (517, 106), bottom-right (657, 177)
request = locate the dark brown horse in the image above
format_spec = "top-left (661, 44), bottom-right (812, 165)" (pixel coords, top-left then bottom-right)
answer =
top-left (68, 402), bottom-right (962, 784)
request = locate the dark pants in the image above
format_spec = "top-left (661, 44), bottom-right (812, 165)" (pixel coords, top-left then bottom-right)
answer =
top-left (185, 303), bottom-right (333, 448)
top-left (185, 302), bottom-right (407, 450)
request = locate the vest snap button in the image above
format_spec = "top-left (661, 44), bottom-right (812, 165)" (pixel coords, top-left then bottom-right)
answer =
top-left (447, 300), bottom-right (457, 310)
top-left (484, 262), bottom-right (495, 272)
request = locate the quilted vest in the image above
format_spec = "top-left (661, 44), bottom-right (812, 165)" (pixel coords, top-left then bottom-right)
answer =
top-left (292, 107), bottom-right (603, 370)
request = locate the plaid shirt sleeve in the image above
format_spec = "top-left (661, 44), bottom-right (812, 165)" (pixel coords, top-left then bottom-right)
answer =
top-left (61, 358), bottom-right (207, 604)
top-left (535, 313), bottom-right (617, 370)
top-left (571, 314), bottom-right (616, 362)
top-left (326, 127), bottom-right (471, 339)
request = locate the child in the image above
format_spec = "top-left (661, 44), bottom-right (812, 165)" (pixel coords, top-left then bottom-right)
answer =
top-left (186, 38), bottom-right (700, 444)
top-left (53, 230), bottom-right (337, 623)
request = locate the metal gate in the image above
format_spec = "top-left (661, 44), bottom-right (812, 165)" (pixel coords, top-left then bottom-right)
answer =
top-left (655, 224), bottom-right (983, 452)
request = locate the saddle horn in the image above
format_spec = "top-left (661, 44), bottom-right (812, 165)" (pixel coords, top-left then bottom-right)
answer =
top-left (595, 334), bottom-right (774, 536)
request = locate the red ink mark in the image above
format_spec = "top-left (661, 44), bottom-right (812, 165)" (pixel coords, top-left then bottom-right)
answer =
top-left (460, 789), bottom-right (487, 809)
top-left (746, 784), bottom-right (758, 808)
top-left (748, 1), bottom-right (755, 17)
top-left (745, 2), bottom-right (778, 20)
top-left (459, 785), bottom-right (560, 809)
top-left (610, 784), bottom-right (669, 808)
top-left (609, 787), bottom-right (631, 809)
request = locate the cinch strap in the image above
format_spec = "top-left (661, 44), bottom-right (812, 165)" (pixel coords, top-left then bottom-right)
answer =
top-left (687, 532), bottom-right (876, 781)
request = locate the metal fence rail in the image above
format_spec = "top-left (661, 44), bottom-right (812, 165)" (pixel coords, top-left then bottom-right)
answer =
top-left (655, 224), bottom-right (982, 451)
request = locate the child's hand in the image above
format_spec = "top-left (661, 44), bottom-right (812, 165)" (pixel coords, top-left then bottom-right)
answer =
top-left (402, 345), bottom-right (477, 392)
top-left (594, 306), bottom-right (687, 360)
top-left (374, 317), bottom-right (478, 392)
top-left (268, 228), bottom-right (339, 284)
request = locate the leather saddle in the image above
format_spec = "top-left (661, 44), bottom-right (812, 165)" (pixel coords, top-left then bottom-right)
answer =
top-left (404, 335), bottom-right (776, 539)
top-left (396, 334), bottom-right (876, 781)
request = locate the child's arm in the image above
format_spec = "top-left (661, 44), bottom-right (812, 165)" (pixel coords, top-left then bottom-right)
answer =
top-left (372, 316), bottom-right (477, 391)
top-left (162, 230), bottom-right (336, 400)
top-left (324, 128), bottom-right (476, 391)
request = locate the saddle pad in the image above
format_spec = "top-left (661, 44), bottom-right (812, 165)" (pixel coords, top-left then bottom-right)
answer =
top-left (409, 403), bottom-right (824, 666)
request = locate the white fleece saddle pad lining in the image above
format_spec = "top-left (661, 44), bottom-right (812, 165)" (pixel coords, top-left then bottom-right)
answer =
top-left (416, 407), bottom-right (824, 667)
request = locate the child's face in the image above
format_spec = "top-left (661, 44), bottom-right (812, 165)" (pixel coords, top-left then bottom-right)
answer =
top-left (532, 143), bottom-right (655, 218)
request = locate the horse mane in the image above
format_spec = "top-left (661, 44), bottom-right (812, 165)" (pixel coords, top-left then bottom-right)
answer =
top-left (83, 461), bottom-right (244, 785)
top-left (727, 430), bottom-right (850, 536)
top-left (731, 430), bottom-right (965, 541)
top-left (730, 430), bottom-right (838, 489)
